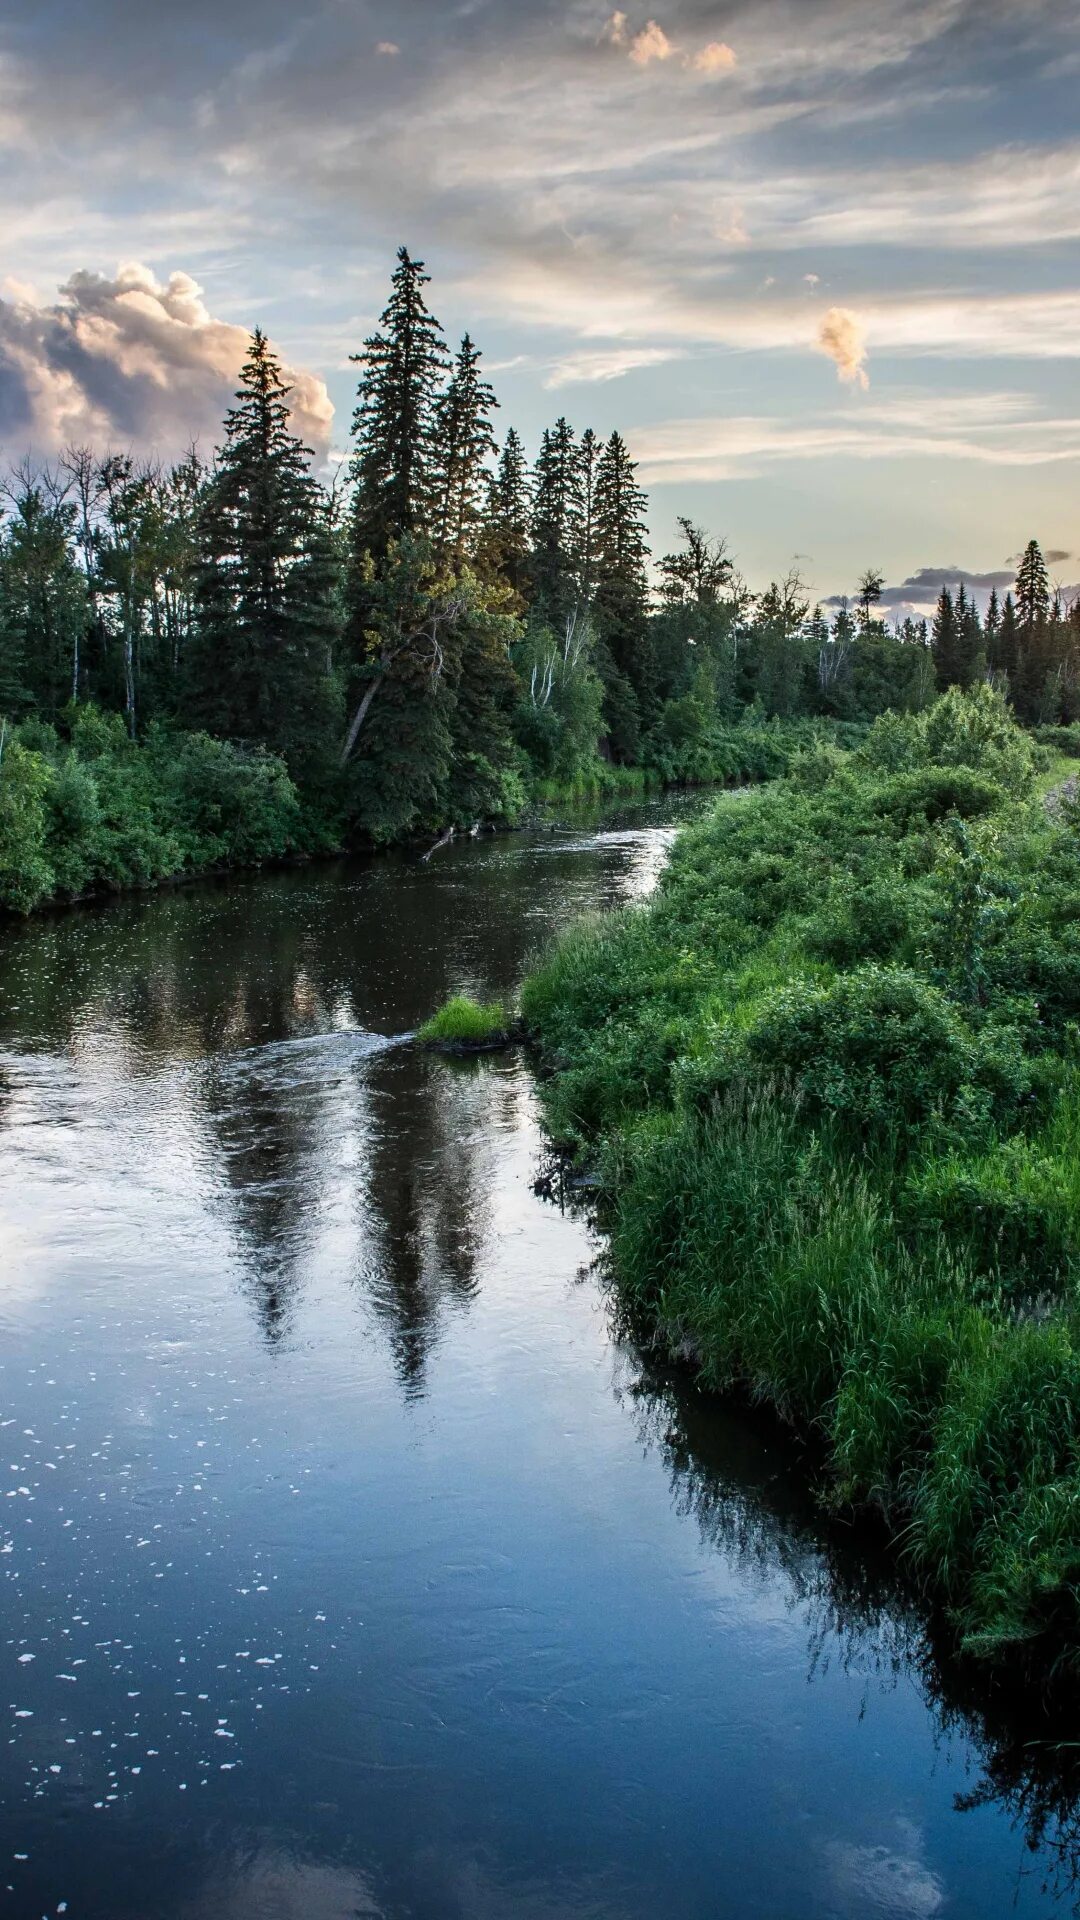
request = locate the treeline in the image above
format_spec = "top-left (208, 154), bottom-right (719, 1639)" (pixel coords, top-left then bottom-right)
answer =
top-left (0, 245), bottom-right (1076, 908)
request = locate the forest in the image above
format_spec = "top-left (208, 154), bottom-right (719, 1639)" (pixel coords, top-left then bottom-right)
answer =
top-left (2, 245), bottom-right (1078, 913)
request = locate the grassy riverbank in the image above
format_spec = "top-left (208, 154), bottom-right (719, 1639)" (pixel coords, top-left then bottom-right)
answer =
top-left (522, 686), bottom-right (1080, 1669)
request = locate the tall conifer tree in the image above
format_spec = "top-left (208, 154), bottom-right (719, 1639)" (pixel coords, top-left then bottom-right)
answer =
top-left (530, 418), bottom-right (583, 627)
top-left (188, 329), bottom-right (340, 764)
top-left (480, 428), bottom-right (531, 602)
top-left (349, 249), bottom-right (449, 560)
top-left (592, 431), bottom-right (651, 756)
top-left (1015, 539), bottom-right (1051, 630)
top-left (932, 586), bottom-right (959, 690)
top-left (432, 334), bottom-right (498, 566)
top-left (997, 592), bottom-right (1019, 680)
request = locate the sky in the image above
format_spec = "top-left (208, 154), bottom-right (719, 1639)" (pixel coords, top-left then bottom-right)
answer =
top-left (0, 0), bottom-right (1077, 613)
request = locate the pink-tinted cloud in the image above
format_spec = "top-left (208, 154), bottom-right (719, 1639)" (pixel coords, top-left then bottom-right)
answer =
top-left (817, 306), bottom-right (869, 388)
top-left (690, 41), bottom-right (737, 75)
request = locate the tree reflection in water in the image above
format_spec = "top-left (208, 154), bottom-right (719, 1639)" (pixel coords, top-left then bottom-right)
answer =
top-left (606, 1287), bottom-right (1080, 1912)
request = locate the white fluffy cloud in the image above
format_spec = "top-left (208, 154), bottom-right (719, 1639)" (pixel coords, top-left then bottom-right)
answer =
top-left (0, 262), bottom-right (334, 457)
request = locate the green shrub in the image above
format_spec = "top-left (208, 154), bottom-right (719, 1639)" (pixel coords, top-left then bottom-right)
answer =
top-left (0, 739), bottom-right (53, 911)
top-left (693, 966), bottom-right (1030, 1143)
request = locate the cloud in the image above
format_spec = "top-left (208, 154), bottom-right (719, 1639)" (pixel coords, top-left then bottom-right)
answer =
top-left (690, 41), bottom-right (737, 75)
top-left (825, 564), bottom-right (1017, 611)
top-left (1046, 547), bottom-right (1073, 562)
top-left (543, 343), bottom-right (685, 386)
top-left (817, 306), bottom-right (869, 388)
top-left (0, 262), bottom-right (333, 457)
top-left (629, 21), bottom-right (675, 66)
top-left (602, 13), bottom-right (735, 75)
top-left (375, 42), bottom-right (399, 57)
top-left (628, 392), bottom-right (1080, 484)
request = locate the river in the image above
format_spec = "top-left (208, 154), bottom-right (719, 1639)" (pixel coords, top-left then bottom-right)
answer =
top-left (1, 797), bottom-right (1079, 1920)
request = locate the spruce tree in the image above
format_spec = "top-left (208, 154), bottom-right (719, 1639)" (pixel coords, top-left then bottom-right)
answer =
top-left (432, 333), bottom-right (498, 566)
top-left (1015, 539), bottom-right (1050, 630)
top-left (592, 431), bottom-right (652, 755)
top-left (953, 583), bottom-right (984, 689)
top-left (932, 586), bottom-right (960, 690)
top-left (530, 418), bottom-right (583, 628)
top-left (479, 428), bottom-right (531, 603)
top-left (349, 248), bottom-right (450, 560)
top-left (997, 592), bottom-right (1019, 679)
top-left (187, 328), bottom-right (341, 765)
top-left (984, 587), bottom-right (1000, 643)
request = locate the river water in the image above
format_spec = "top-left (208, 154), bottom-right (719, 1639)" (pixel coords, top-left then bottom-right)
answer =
top-left (1, 798), bottom-right (1079, 1920)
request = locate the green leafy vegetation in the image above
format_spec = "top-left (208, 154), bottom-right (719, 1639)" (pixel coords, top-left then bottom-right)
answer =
top-left (523, 686), bottom-right (1080, 1671)
top-left (2, 245), bottom-right (1078, 914)
top-left (0, 706), bottom-right (301, 912)
top-left (418, 995), bottom-right (509, 1048)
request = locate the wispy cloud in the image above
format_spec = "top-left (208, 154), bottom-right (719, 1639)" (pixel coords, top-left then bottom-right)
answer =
top-left (629, 393), bottom-right (1080, 484)
top-left (543, 343), bottom-right (686, 387)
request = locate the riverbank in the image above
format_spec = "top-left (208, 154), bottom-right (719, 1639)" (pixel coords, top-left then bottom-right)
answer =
top-left (0, 707), bottom-right (856, 917)
top-left (521, 686), bottom-right (1080, 1675)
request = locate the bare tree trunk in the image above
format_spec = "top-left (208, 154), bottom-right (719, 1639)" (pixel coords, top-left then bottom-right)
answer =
top-left (121, 536), bottom-right (138, 737)
top-left (340, 668), bottom-right (386, 764)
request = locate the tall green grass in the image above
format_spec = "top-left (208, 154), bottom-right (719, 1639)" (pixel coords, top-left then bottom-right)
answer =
top-left (524, 687), bottom-right (1080, 1671)
top-left (418, 995), bottom-right (508, 1047)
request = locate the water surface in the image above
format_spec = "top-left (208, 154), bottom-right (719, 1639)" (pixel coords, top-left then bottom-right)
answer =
top-left (2, 801), bottom-right (1079, 1920)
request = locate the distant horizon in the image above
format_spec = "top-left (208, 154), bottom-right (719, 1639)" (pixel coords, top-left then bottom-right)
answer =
top-left (1, 1), bottom-right (1077, 606)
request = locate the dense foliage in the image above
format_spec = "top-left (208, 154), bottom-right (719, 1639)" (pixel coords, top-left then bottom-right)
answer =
top-left (1, 246), bottom-right (1076, 911)
top-left (523, 687), bottom-right (1080, 1671)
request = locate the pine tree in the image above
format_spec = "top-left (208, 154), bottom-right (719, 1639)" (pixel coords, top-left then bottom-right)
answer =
top-left (432, 334), bottom-right (498, 566)
top-left (997, 592), bottom-right (1019, 679)
top-left (592, 431), bottom-right (652, 754)
top-left (1015, 538), bottom-right (1050, 631)
top-left (530, 418), bottom-right (583, 628)
top-left (187, 328), bottom-right (341, 766)
top-left (349, 248), bottom-right (450, 560)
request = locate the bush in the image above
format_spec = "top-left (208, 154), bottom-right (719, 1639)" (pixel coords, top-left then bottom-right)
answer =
top-left (695, 966), bottom-right (1031, 1143)
top-left (0, 706), bottom-right (303, 914)
top-left (0, 739), bottom-right (53, 911)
